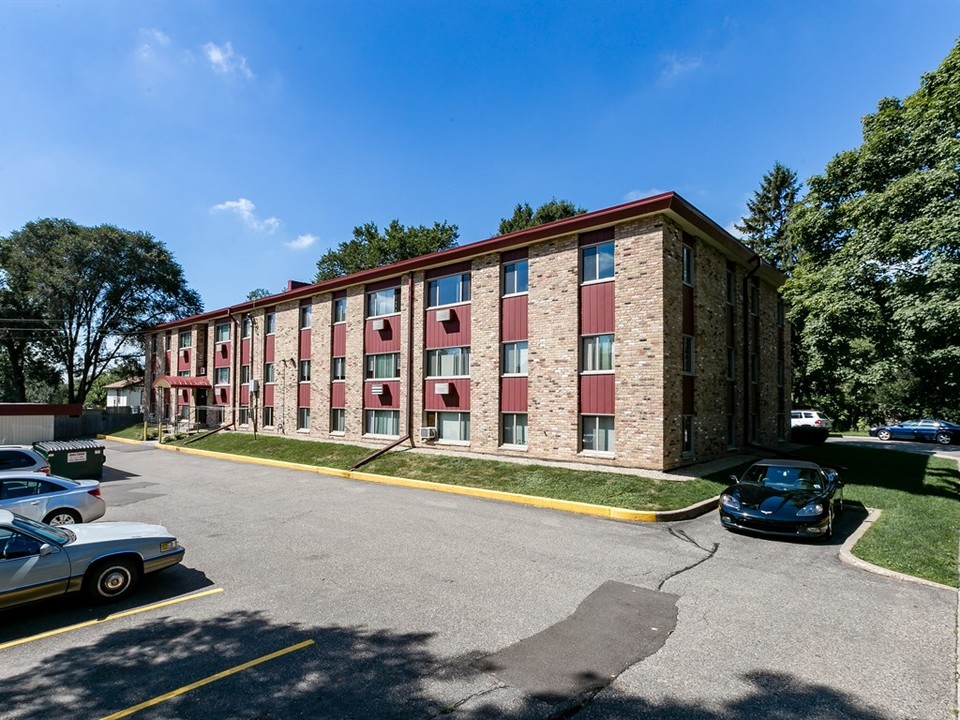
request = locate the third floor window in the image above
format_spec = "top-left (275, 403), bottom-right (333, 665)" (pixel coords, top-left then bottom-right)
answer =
top-left (428, 273), bottom-right (471, 308)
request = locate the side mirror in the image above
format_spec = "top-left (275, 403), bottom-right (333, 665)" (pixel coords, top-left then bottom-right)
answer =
top-left (730, 474), bottom-right (739, 484)
top-left (39, 543), bottom-right (54, 557)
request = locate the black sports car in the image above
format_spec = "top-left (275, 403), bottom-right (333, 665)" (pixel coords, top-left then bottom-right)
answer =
top-left (718, 459), bottom-right (843, 539)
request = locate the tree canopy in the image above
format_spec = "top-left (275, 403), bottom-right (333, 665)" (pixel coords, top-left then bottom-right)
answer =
top-left (497, 198), bottom-right (586, 235)
top-left (0, 219), bottom-right (202, 405)
top-left (735, 162), bottom-right (801, 273)
top-left (314, 220), bottom-right (459, 281)
top-left (783, 40), bottom-right (960, 426)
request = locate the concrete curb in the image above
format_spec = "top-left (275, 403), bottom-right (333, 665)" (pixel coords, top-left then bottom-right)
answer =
top-left (139, 439), bottom-right (719, 524)
top-left (97, 434), bottom-right (147, 447)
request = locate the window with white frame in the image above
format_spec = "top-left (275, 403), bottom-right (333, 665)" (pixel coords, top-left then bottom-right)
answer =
top-left (300, 304), bottom-right (313, 329)
top-left (242, 315), bottom-right (252, 338)
top-left (365, 353), bottom-right (400, 380)
top-left (366, 287), bottom-right (400, 317)
top-left (240, 365), bottom-right (250, 384)
top-left (178, 370), bottom-right (190, 377)
top-left (178, 331), bottom-right (192, 349)
top-left (333, 297), bottom-right (347, 323)
top-left (297, 407), bottom-right (311, 430)
top-left (365, 409), bottom-right (399, 436)
top-left (502, 260), bottom-right (528, 295)
top-left (427, 273), bottom-right (471, 307)
top-left (682, 336), bottom-right (696, 374)
top-left (582, 415), bottom-right (614, 452)
top-left (502, 341), bottom-right (528, 375)
top-left (215, 323), bottom-right (230, 342)
top-left (299, 360), bottom-right (311, 382)
top-left (215, 367), bottom-right (229, 385)
top-left (264, 363), bottom-right (275, 383)
top-left (501, 413), bottom-right (527, 447)
top-left (682, 245), bottom-right (695, 286)
top-left (581, 334), bottom-right (614, 372)
top-left (265, 311), bottom-right (276, 334)
top-left (330, 408), bottom-right (345, 433)
top-left (426, 347), bottom-right (470, 377)
top-left (238, 406), bottom-right (249, 425)
top-left (331, 357), bottom-right (346, 381)
top-left (263, 406), bottom-right (274, 427)
top-left (426, 411), bottom-right (470, 442)
top-left (581, 242), bottom-right (614, 283)
top-left (682, 415), bottom-right (695, 454)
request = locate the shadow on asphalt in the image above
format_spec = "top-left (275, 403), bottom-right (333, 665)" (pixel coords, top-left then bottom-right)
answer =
top-left (99, 465), bottom-right (140, 482)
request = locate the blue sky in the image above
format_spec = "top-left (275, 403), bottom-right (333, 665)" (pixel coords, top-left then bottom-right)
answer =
top-left (1, 1), bottom-right (958, 311)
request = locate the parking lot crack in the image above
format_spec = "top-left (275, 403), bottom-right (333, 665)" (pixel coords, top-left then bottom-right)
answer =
top-left (657, 529), bottom-right (719, 591)
top-left (426, 681), bottom-right (507, 718)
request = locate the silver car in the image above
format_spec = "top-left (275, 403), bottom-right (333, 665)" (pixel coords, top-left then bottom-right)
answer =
top-left (0, 509), bottom-right (185, 609)
top-left (0, 445), bottom-right (50, 474)
top-left (0, 472), bottom-right (106, 525)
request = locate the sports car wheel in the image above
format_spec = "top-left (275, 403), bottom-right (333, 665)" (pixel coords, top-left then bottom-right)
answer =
top-left (877, 429), bottom-right (891, 441)
top-left (84, 558), bottom-right (140, 602)
top-left (936, 432), bottom-right (952, 445)
top-left (43, 509), bottom-right (80, 526)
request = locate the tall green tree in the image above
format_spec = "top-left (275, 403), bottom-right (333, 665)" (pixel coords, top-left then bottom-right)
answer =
top-left (784, 40), bottom-right (960, 425)
top-left (0, 219), bottom-right (202, 405)
top-left (498, 198), bottom-right (586, 235)
top-left (735, 162), bottom-right (802, 273)
top-left (314, 220), bottom-right (459, 281)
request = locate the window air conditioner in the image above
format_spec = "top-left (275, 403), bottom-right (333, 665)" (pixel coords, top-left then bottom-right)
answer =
top-left (199, 366), bottom-right (206, 375)
top-left (435, 308), bottom-right (452, 322)
top-left (419, 427), bottom-right (437, 440)
top-left (372, 318), bottom-right (386, 331)
top-left (249, 379), bottom-right (260, 394)
top-left (434, 382), bottom-right (450, 395)
top-left (370, 384), bottom-right (385, 395)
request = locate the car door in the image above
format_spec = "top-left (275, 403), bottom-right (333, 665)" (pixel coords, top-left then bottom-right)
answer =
top-left (914, 419), bottom-right (937, 442)
top-left (0, 477), bottom-right (51, 521)
top-left (890, 421), bottom-right (918, 440)
top-left (0, 526), bottom-right (72, 609)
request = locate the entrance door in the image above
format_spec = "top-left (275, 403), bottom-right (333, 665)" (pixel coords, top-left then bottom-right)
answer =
top-left (196, 389), bottom-right (208, 426)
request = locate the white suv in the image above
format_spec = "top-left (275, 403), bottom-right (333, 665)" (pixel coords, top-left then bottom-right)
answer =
top-left (791, 410), bottom-right (832, 431)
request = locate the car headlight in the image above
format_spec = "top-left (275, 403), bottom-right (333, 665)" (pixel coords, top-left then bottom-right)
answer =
top-left (796, 503), bottom-right (823, 517)
top-left (720, 494), bottom-right (741, 511)
top-left (160, 540), bottom-right (179, 552)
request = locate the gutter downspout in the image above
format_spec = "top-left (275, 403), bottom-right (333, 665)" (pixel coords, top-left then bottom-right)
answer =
top-left (742, 255), bottom-right (762, 448)
top-left (228, 306), bottom-right (239, 429)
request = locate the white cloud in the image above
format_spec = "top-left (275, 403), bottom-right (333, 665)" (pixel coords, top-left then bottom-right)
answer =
top-left (211, 198), bottom-right (280, 234)
top-left (623, 188), bottom-right (667, 202)
top-left (285, 234), bottom-right (318, 250)
top-left (659, 54), bottom-right (703, 82)
top-left (725, 220), bottom-right (745, 239)
top-left (203, 41), bottom-right (254, 80)
top-left (136, 27), bottom-right (172, 61)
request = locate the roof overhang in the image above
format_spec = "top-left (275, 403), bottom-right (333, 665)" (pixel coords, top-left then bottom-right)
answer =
top-left (152, 376), bottom-right (212, 389)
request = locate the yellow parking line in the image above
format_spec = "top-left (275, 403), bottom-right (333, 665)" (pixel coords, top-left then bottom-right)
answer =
top-left (0, 587), bottom-right (224, 651)
top-left (100, 639), bottom-right (316, 720)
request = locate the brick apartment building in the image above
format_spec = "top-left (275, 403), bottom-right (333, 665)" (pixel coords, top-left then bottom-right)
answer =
top-left (145, 192), bottom-right (790, 471)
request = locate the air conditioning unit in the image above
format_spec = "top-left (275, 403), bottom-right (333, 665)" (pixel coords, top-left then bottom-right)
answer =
top-left (370, 384), bottom-right (385, 395)
top-left (199, 366), bottom-right (206, 375)
top-left (248, 379), bottom-right (260, 394)
top-left (419, 427), bottom-right (437, 440)
top-left (435, 308), bottom-right (453, 322)
top-left (372, 318), bottom-right (386, 331)
top-left (434, 382), bottom-right (450, 395)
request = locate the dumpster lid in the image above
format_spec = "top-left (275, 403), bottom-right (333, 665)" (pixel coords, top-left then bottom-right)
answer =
top-left (33, 440), bottom-right (106, 451)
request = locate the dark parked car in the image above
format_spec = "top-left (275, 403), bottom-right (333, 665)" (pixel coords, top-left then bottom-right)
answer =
top-left (868, 419), bottom-right (960, 446)
top-left (718, 459), bottom-right (843, 539)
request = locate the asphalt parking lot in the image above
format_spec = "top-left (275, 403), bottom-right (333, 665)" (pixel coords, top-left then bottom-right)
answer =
top-left (0, 440), bottom-right (955, 719)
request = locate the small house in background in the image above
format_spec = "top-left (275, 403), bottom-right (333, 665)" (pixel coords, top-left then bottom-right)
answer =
top-left (104, 377), bottom-right (144, 412)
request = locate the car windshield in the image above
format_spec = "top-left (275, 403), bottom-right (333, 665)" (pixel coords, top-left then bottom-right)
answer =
top-left (742, 465), bottom-right (821, 491)
top-left (12, 514), bottom-right (74, 545)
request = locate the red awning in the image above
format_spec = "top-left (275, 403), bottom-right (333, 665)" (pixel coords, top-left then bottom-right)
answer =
top-left (152, 375), bottom-right (212, 389)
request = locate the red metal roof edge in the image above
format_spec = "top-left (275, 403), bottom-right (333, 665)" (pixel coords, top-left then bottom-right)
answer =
top-left (0, 403), bottom-right (83, 417)
top-left (151, 375), bottom-right (212, 389)
top-left (151, 192), bottom-right (776, 332)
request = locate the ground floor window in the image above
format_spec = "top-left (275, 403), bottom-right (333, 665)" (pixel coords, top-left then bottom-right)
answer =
top-left (238, 406), bottom-right (249, 426)
top-left (726, 414), bottom-right (736, 450)
top-left (426, 411), bottom-right (470, 441)
top-left (297, 407), bottom-right (311, 431)
top-left (581, 415), bottom-right (614, 452)
top-left (179, 404), bottom-right (190, 420)
top-left (682, 415), bottom-right (695, 455)
top-left (501, 413), bottom-right (527, 446)
top-left (331, 408), bottom-right (345, 433)
top-left (366, 409), bottom-right (399, 436)
top-left (263, 406), bottom-right (274, 427)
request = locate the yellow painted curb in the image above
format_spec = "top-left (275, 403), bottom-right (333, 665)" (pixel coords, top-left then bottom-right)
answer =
top-left (149, 441), bottom-right (716, 523)
top-left (98, 434), bottom-right (145, 446)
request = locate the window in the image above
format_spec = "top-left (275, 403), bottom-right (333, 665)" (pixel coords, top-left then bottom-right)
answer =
top-left (750, 283), bottom-right (760, 315)
top-left (333, 297), bottom-right (347, 323)
top-left (263, 406), bottom-right (274, 427)
top-left (502, 341), bottom-right (528, 375)
top-left (366, 353), bottom-right (400, 380)
top-left (178, 370), bottom-right (190, 377)
top-left (428, 273), bottom-right (471, 307)
top-left (582, 416), bottom-right (614, 452)
top-left (178, 331), bottom-right (192, 349)
top-left (682, 415), bottom-right (695, 454)
top-left (215, 367), bottom-right (229, 385)
top-left (152, 335), bottom-right (158, 352)
top-left (502, 260), bottom-right (528, 295)
top-left (265, 311), bottom-right (276, 334)
top-left (427, 347), bottom-right (470, 377)
top-left (297, 407), bottom-right (311, 430)
top-left (242, 315), bottom-right (252, 338)
top-left (581, 334), bottom-right (614, 372)
top-left (581, 242), bottom-right (614, 283)
top-left (238, 406), bottom-right (249, 425)
top-left (0, 528), bottom-right (42, 560)
top-left (750, 353), bottom-right (759, 384)
top-left (726, 269), bottom-right (736, 305)
top-left (238, 365), bottom-right (249, 385)
top-left (682, 245), bottom-right (695, 286)
top-left (726, 414), bottom-right (737, 450)
top-left (726, 348), bottom-right (736, 381)
top-left (332, 357), bottom-right (346, 381)
top-left (300, 304), bottom-right (313, 329)
top-left (264, 363), bottom-right (275, 383)
top-left (164, 333), bottom-right (172, 350)
top-left (365, 409), bottom-right (399, 436)
top-left (215, 323), bottom-right (230, 342)
top-left (682, 336), bottom-right (696, 375)
top-left (366, 287), bottom-right (400, 317)
top-left (426, 411), bottom-right (470, 441)
top-left (776, 299), bottom-right (785, 327)
top-left (331, 408), bottom-right (345, 433)
top-left (501, 414), bottom-right (527, 447)
top-left (299, 360), bottom-right (311, 382)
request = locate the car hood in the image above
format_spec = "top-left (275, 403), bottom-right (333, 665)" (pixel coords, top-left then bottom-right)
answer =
top-left (725, 483), bottom-right (824, 512)
top-left (67, 521), bottom-right (173, 546)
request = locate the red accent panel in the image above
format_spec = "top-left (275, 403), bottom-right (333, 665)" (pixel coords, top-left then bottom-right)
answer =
top-left (501, 247), bottom-right (528, 262)
top-left (240, 385), bottom-right (249, 404)
top-left (298, 383), bottom-right (311, 406)
top-left (364, 380), bottom-right (400, 408)
top-left (180, 389), bottom-right (189, 403)
top-left (581, 282), bottom-right (615, 335)
top-left (241, 338), bottom-right (251, 365)
top-left (365, 278), bottom-right (400, 293)
top-left (264, 334), bottom-right (275, 362)
top-left (0, 404), bottom-right (82, 417)
top-left (425, 306), bottom-right (471, 348)
top-left (365, 317), bottom-right (401, 352)
top-left (500, 377), bottom-right (528, 412)
top-left (332, 324), bottom-right (346, 356)
top-left (214, 342), bottom-right (230, 368)
top-left (580, 374), bottom-right (616, 414)
top-left (425, 261), bottom-right (471, 279)
top-left (330, 382), bottom-right (345, 408)
top-left (579, 227), bottom-right (615, 246)
top-left (501, 296), bottom-right (528, 342)
top-left (177, 349), bottom-right (190, 372)
top-left (299, 329), bottom-right (311, 359)
top-left (217, 387), bottom-right (230, 405)
top-left (424, 379), bottom-right (470, 410)
top-left (263, 384), bottom-right (274, 406)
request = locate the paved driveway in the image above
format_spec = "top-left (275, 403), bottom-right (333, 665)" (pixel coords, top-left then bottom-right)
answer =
top-left (829, 434), bottom-right (960, 461)
top-left (0, 440), bottom-right (954, 719)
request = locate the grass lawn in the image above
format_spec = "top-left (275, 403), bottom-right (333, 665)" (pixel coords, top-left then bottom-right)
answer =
top-left (110, 429), bottom-right (959, 588)
top-left (104, 422), bottom-right (158, 441)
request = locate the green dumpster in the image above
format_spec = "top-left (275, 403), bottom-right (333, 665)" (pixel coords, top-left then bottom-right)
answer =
top-left (32, 440), bottom-right (106, 480)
